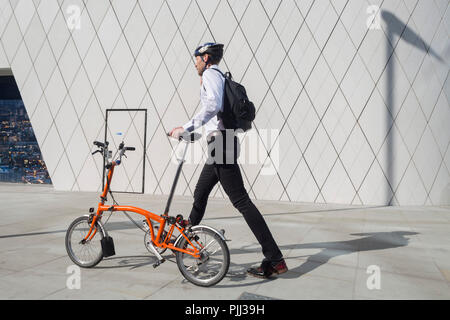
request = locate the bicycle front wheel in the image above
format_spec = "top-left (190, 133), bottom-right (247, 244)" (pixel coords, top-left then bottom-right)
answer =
top-left (175, 227), bottom-right (229, 287)
top-left (65, 216), bottom-right (104, 268)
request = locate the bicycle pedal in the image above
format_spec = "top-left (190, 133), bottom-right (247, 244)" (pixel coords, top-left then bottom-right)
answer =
top-left (153, 258), bottom-right (165, 268)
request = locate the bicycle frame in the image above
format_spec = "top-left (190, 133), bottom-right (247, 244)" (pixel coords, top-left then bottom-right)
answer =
top-left (83, 140), bottom-right (201, 258)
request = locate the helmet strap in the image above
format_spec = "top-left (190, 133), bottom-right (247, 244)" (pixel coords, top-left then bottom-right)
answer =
top-left (201, 55), bottom-right (208, 73)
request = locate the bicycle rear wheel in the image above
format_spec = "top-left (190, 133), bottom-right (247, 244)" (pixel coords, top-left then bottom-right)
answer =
top-left (175, 227), bottom-right (229, 287)
top-left (65, 216), bottom-right (104, 268)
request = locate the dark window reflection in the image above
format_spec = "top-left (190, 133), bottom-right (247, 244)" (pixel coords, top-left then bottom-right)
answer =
top-left (0, 76), bottom-right (51, 184)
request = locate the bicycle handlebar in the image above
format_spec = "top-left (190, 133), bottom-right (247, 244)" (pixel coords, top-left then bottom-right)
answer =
top-left (167, 132), bottom-right (202, 143)
top-left (92, 140), bottom-right (135, 168)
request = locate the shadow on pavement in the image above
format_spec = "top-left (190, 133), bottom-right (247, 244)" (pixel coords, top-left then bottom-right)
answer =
top-left (97, 255), bottom-right (159, 270)
top-left (82, 231), bottom-right (418, 289)
top-left (218, 231), bottom-right (418, 287)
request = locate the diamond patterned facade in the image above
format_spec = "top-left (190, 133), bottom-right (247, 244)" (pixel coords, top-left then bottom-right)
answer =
top-left (0, 0), bottom-right (448, 205)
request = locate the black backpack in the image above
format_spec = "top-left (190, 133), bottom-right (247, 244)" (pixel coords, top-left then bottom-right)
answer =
top-left (210, 68), bottom-right (255, 132)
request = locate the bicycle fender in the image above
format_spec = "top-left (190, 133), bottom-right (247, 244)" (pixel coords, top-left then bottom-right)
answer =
top-left (174, 225), bottom-right (227, 248)
top-left (82, 214), bottom-right (108, 238)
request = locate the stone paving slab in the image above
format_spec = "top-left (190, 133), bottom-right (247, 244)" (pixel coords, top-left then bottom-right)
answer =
top-left (0, 183), bottom-right (449, 300)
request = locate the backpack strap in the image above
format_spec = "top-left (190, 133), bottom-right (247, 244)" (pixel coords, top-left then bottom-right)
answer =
top-left (207, 68), bottom-right (234, 127)
top-left (209, 68), bottom-right (232, 80)
top-left (209, 67), bottom-right (224, 77)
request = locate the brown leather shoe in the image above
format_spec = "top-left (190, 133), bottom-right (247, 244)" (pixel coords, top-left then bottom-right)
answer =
top-left (247, 259), bottom-right (288, 279)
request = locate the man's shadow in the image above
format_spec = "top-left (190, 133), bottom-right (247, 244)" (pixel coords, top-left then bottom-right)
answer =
top-left (220, 231), bottom-right (418, 287)
top-left (282, 230), bottom-right (418, 279)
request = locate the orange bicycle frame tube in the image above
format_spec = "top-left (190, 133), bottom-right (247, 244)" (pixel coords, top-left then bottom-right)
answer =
top-left (83, 161), bottom-right (200, 258)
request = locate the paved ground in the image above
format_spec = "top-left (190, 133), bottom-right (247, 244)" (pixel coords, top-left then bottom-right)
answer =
top-left (0, 182), bottom-right (449, 300)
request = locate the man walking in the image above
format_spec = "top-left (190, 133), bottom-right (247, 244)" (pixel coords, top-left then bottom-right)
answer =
top-left (169, 42), bottom-right (287, 279)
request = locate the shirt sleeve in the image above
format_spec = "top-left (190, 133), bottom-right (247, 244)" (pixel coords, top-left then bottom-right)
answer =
top-left (182, 69), bottom-right (224, 132)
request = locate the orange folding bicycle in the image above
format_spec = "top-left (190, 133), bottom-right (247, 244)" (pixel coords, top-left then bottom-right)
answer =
top-left (65, 132), bottom-right (230, 287)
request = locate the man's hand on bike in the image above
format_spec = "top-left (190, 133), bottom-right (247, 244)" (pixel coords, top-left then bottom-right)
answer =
top-left (169, 126), bottom-right (185, 139)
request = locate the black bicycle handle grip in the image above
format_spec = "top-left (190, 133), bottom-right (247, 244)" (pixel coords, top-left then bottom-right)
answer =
top-left (93, 141), bottom-right (105, 147)
top-left (125, 147), bottom-right (135, 151)
top-left (167, 132), bottom-right (180, 140)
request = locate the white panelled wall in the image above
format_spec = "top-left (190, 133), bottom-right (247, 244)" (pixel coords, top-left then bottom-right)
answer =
top-left (0, 0), bottom-right (449, 205)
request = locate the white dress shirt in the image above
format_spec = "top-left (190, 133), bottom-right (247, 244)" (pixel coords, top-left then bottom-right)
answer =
top-left (182, 65), bottom-right (225, 136)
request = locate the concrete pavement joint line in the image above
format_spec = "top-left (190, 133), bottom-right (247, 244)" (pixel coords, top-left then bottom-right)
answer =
top-left (434, 260), bottom-right (450, 283)
top-left (0, 255), bottom-right (68, 279)
top-left (40, 286), bottom-right (69, 300)
top-left (0, 220), bottom-right (156, 239)
top-left (143, 276), bottom-right (184, 300)
top-left (280, 268), bottom-right (356, 284)
top-left (203, 205), bottom-right (387, 221)
top-left (0, 266), bottom-right (18, 274)
top-left (0, 229), bottom-right (67, 239)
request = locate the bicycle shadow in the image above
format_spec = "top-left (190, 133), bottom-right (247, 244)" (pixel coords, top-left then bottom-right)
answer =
top-left (217, 231), bottom-right (418, 288)
top-left (97, 255), bottom-right (159, 270)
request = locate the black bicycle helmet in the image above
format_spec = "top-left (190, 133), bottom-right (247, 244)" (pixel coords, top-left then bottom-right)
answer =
top-left (194, 42), bottom-right (224, 61)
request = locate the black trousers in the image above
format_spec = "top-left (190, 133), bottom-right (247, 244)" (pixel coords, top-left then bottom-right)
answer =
top-left (188, 134), bottom-right (283, 262)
